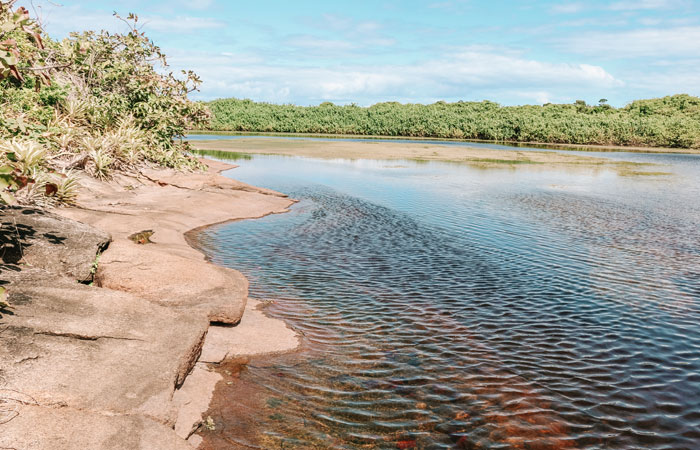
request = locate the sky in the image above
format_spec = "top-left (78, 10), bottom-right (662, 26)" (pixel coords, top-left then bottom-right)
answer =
top-left (17, 0), bottom-right (700, 107)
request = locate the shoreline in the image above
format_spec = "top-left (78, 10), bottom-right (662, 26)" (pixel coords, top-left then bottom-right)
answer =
top-left (0, 159), bottom-right (302, 449)
top-left (189, 137), bottom-right (674, 176)
top-left (187, 130), bottom-right (700, 155)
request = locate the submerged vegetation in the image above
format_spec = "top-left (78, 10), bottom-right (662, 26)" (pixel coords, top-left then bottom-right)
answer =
top-left (0, 1), bottom-right (208, 205)
top-left (205, 95), bottom-right (700, 149)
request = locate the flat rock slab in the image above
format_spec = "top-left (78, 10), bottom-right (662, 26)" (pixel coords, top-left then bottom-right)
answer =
top-left (199, 300), bottom-right (300, 364)
top-left (0, 269), bottom-right (208, 425)
top-left (0, 404), bottom-right (193, 450)
top-left (96, 240), bottom-right (248, 324)
top-left (0, 207), bottom-right (111, 282)
top-left (172, 363), bottom-right (222, 439)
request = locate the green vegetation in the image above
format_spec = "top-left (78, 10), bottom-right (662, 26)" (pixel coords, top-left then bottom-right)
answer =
top-left (191, 149), bottom-right (253, 161)
top-left (1, 2), bottom-right (208, 206)
top-left (204, 95), bottom-right (700, 149)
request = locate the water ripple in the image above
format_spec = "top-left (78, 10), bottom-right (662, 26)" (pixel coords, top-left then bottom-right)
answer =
top-left (193, 155), bottom-right (700, 449)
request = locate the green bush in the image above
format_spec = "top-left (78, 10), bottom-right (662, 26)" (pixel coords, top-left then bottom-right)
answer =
top-left (1, 3), bottom-right (210, 205)
top-left (204, 95), bottom-right (700, 149)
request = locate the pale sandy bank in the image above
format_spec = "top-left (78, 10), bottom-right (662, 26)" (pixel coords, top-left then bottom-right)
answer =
top-left (191, 138), bottom-right (670, 175)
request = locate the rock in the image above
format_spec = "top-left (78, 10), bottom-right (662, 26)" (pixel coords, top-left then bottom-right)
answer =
top-left (199, 299), bottom-right (300, 364)
top-left (0, 207), bottom-right (111, 282)
top-left (0, 269), bottom-right (209, 425)
top-left (95, 240), bottom-right (249, 324)
top-left (0, 161), bottom-right (298, 449)
top-left (172, 363), bottom-right (222, 439)
top-left (0, 404), bottom-right (193, 450)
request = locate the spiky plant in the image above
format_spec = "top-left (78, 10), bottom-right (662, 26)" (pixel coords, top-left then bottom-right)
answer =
top-left (14, 167), bottom-right (47, 205)
top-left (51, 171), bottom-right (80, 205)
top-left (0, 139), bottom-right (46, 175)
top-left (89, 149), bottom-right (113, 179)
top-left (53, 132), bottom-right (75, 152)
top-left (63, 98), bottom-right (90, 124)
top-left (81, 136), bottom-right (102, 153)
top-left (122, 137), bottom-right (144, 164)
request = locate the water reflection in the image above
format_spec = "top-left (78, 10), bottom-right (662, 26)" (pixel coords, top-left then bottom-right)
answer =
top-left (193, 153), bottom-right (700, 449)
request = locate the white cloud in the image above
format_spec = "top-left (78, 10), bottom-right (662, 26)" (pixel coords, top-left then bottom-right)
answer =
top-left (608, 0), bottom-right (679, 10)
top-left (29, 4), bottom-right (225, 37)
top-left (552, 0), bottom-right (682, 14)
top-left (140, 16), bottom-right (225, 33)
top-left (559, 26), bottom-right (700, 57)
top-left (621, 67), bottom-right (700, 93)
top-left (310, 14), bottom-right (396, 48)
top-left (169, 47), bottom-right (621, 105)
top-left (551, 3), bottom-right (587, 14)
top-left (285, 35), bottom-right (357, 52)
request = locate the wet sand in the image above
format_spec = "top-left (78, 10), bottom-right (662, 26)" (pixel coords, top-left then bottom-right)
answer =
top-left (189, 132), bottom-right (700, 155)
top-left (191, 138), bottom-right (668, 175)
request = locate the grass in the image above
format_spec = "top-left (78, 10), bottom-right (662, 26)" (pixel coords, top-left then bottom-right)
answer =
top-left (190, 149), bottom-right (253, 160)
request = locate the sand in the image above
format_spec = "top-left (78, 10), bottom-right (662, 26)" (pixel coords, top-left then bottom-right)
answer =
top-left (191, 137), bottom-right (669, 175)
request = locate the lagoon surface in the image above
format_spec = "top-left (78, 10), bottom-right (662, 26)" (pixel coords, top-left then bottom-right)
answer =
top-left (192, 144), bottom-right (700, 449)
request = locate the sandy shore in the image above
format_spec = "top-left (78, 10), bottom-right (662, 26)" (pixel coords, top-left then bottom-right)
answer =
top-left (190, 132), bottom-right (700, 155)
top-left (0, 159), bottom-right (300, 449)
top-left (191, 138), bottom-right (671, 175)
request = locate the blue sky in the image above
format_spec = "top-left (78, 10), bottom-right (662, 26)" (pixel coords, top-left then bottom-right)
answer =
top-left (18, 0), bottom-right (700, 106)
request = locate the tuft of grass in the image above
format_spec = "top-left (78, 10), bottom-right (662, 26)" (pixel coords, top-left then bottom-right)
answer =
top-left (465, 158), bottom-right (541, 165)
top-left (190, 149), bottom-right (253, 161)
top-left (52, 172), bottom-right (80, 204)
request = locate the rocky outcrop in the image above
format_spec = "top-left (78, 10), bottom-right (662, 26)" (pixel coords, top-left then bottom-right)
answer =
top-left (95, 240), bottom-right (249, 324)
top-left (0, 208), bottom-right (209, 449)
top-left (0, 405), bottom-right (193, 450)
top-left (0, 159), bottom-right (299, 449)
top-left (0, 270), bottom-right (208, 423)
top-left (57, 160), bottom-right (293, 325)
top-left (0, 206), bottom-right (111, 282)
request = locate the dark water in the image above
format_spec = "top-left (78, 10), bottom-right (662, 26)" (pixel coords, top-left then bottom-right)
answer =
top-left (192, 150), bottom-right (700, 449)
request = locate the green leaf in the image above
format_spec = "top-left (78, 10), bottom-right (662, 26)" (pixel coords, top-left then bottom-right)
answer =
top-left (0, 173), bottom-right (14, 189)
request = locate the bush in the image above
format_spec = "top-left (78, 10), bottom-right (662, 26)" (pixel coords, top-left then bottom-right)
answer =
top-left (0, 2), bottom-right (210, 205)
top-left (203, 95), bottom-right (700, 149)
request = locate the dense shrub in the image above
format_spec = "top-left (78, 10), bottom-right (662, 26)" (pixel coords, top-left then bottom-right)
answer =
top-left (205, 95), bottom-right (700, 149)
top-left (0, 2), bottom-right (209, 205)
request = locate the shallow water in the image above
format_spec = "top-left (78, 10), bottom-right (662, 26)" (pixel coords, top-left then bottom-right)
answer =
top-left (186, 132), bottom-right (667, 154)
top-left (192, 149), bottom-right (700, 449)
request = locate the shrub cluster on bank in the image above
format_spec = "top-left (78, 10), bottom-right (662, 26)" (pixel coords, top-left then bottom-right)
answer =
top-left (205, 95), bottom-right (700, 149)
top-left (0, 2), bottom-right (209, 206)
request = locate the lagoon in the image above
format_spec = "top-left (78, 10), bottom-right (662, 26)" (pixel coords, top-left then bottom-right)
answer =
top-left (191, 142), bottom-right (700, 449)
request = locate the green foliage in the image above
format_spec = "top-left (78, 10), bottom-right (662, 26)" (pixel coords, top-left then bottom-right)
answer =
top-left (0, 3), bottom-right (210, 205)
top-left (0, 138), bottom-right (45, 174)
top-left (204, 95), bottom-right (700, 149)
